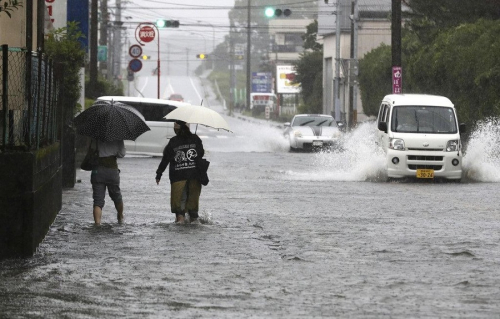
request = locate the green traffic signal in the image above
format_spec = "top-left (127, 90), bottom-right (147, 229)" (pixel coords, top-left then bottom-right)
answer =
top-left (156, 19), bottom-right (180, 28)
top-left (264, 7), bottom-right (291, 18)
top-left (156, 19), bottom-right (166, 28)
top-left (265, 7), bottom-right (275, 17)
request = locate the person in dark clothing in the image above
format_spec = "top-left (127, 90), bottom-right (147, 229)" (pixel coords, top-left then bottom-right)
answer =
top-left (155, 121), bottom-right (205, 224)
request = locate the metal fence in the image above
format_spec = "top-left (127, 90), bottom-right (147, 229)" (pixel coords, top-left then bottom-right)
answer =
top-left (0, 45), bottom-right (61, 151)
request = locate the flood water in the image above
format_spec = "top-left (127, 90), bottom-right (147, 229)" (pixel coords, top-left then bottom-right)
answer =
top-left (1, 117), bottom-right (500, 318)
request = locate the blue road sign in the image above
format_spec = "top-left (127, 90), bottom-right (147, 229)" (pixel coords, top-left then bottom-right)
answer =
top-left (129, 59), bottom-right (143, 72)
top-left (252, 72), bottom-right (272, 93)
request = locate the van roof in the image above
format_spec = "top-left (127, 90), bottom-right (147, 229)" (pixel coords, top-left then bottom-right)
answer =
top-left (97, 96), bottom-right (190, 107)
top-left (382, 94), bottom-right (454, 108)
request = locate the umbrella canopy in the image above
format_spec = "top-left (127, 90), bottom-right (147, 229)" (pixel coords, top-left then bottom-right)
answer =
top-left (164, 105), bottom-right (232, 132)
top-left (74, 100), bottom-right (150, 141)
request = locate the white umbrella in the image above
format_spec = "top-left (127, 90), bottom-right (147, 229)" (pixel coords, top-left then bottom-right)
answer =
top-left (164, 105), bottom-right (232, 133)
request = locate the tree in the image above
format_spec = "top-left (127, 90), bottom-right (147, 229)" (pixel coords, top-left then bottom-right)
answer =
top-left (293, 20), bottom-right (323, 114)
top-left (358, 44), bottom-right (392, 117)
top-left (407, 19), bottom-right (500, 127)
top-left (302, 20), bottom-right (322, 52)
top-left (44, 22), bottom-right (86, 116)
top-left (0, 0), bottom-right (22, 18)
top-left (403, 0), bottom-right (500, 43)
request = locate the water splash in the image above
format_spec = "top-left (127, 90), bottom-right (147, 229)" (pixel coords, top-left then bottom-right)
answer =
top-left (281, 118), bottom-right (500, 183)
top-left (210, 119), bottom-right (289, 153)
top-left (284, 122), bottom-right (387, 182)
top-left (463, 118), bottom-right (500, 182)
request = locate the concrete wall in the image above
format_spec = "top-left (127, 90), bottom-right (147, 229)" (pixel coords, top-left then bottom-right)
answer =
top-left (0, 143), bottom-right (62, 258)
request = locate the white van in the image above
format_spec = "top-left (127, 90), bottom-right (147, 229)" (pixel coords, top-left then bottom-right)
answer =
top-left (97, 96), bottom-right (190, 156)
top-left (376, 94), bottom-right (466, 181)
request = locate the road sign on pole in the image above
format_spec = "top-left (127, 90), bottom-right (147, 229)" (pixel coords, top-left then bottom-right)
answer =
top-left (129, 58), bottom-right (143, 72)
top-left (138, 26), bottom-right (155, 43)
top-left (129, 45), bottom-right (142, 58)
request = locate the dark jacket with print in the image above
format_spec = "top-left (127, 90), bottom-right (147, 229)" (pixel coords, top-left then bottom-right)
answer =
top-left (155, 133), bottom-right (204, 184)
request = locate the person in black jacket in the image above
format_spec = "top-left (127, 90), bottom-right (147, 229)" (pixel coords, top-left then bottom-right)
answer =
top-left (155, 121), bottom-right (205, 224)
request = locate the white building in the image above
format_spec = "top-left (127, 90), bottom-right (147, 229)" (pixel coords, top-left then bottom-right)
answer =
top-left (318, 0), bottom-right (394, 123)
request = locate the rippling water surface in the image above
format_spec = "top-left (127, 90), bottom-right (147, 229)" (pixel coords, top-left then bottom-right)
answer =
top-left (1, 118), bottom-right (500, 318)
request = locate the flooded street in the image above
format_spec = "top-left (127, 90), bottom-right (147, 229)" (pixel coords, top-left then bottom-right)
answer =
top-left (2, 116), bottom-right (500, 318)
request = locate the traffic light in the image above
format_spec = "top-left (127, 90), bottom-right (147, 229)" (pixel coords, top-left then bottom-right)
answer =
top-left (196, 54), bottom-right (208, 59)
top-left (156, 19), bottom-right (180, 28)
top-left (142, 55), bottom-right (151, 60)
top-left (264, 7), bottom-right (291, 18)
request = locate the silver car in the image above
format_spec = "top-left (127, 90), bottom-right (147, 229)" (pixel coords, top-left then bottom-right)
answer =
top-left (284, 114), bottom-right (343, 152)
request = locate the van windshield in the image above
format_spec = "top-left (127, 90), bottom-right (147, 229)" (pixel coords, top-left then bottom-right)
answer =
top-left (391, 105), bottom-right (457, 133)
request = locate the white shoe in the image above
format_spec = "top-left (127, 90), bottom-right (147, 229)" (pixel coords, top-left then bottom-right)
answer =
top-left (190, 219), bottom-right (201, 225)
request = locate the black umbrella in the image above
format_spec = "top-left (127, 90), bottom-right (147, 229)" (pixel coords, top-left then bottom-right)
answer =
top-left (74, 100), bottom-right (150, 141)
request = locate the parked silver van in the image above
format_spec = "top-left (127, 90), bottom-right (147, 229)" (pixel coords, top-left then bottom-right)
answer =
top-left (376, 94), bottom-right (466, 181)
top-left (97, 96), bottom-right (190, 156)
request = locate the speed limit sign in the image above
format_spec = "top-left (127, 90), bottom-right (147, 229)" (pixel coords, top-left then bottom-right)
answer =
top-left (129, 45), bottom-right (142, 58)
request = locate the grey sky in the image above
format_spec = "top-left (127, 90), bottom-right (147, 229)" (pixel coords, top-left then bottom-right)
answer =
top-left (116, 0), bottom-right (235, 57)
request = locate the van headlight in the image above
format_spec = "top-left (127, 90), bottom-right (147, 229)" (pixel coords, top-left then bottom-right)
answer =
top-left (293, 130), bottom-right (302, 138)
top-left (389, 138), bottom-right (405, 150)
top-left (446, 140), bottom-right (459, 152)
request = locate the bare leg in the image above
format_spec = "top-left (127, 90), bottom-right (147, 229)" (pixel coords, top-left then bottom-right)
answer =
top-left (115, 201), bottom-right (124, 223)
top-left (176, 214), bottom-right (185, 224)
top-left (93, 206), bottom-right (102, 225)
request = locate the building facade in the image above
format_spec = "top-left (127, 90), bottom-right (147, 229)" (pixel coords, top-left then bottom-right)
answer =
top-left (318, 0), bottom-right (393, 123)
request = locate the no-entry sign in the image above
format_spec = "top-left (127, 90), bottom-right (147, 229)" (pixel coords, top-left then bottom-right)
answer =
top-left (138, 26), bottom-right (155, 43)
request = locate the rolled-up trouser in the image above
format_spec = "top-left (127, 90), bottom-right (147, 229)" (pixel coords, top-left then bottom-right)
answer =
top-left (91, 166), bottom-right (122, 208)
top-left (170, 179), bottom-right (201, 218)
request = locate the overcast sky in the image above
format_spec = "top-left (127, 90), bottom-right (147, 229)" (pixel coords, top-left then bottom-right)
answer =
top-left (116, 0), bottom-right (235, 56)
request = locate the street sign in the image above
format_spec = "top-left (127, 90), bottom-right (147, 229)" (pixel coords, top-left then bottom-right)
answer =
top-left (128, 58), bottom-right (143, 72)
top-left (138, 26), bottom-right (155, 43)
top-left (98, 46), bottom-right (107, 62)
top-left (129, 44), bottom-right (142, 58)
top-left (392, 66), bottom-right (402, 94)
top-left (252, 72), bottom-right (272, 93)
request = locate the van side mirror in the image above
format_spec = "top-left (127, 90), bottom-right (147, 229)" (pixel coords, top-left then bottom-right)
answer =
top-left (378, 121), bottom-right (388, 133)
top-left (459, 123), bottom-right (466, 134)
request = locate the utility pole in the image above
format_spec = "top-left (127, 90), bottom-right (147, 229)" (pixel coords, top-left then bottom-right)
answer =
top-left (89, 0), bottom-right (98, 87)
top-left (113, 0), bottom-right (123, 84)
top-left (334, 0), bottom-right (341, 121)
top-left (392, 0), bottom-right (402, 92)
top-left (245, 0), bottom-right (251, 112)
top-left (99, 0), bottom-right (108, 75)
top-left (230, 21), bottom-right (235, 116)
top-left (348, 0), bottom-right (358, 129)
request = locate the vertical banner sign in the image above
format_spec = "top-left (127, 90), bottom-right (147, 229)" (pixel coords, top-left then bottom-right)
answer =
top-left (392, 66), bottom-right (402, 94)
top-left (67, 0), bottom-right (89, 50)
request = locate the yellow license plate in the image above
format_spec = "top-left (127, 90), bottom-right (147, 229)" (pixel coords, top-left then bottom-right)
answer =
top-left (416, 169), bottom-right (434, 178)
